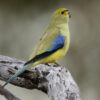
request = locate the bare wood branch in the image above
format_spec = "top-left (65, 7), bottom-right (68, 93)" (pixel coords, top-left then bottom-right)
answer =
top-left (0, 55), bottom-right (81, 100)
top-left (0, 84), bottom-right (20, 100)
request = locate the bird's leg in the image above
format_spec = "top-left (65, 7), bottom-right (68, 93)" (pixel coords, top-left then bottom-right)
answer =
top-left (54, 62), bottom-right (60, 67)
top-left (44, 63), bottom-right (50, 66)
top-left (45, 62), bottom-right (60, 67)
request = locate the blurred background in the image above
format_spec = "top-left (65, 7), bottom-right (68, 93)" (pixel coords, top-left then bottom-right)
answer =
top-left (0, 0), bottom-right (100, 100)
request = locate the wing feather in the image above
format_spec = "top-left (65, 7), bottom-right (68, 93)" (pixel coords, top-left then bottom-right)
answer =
top-left (25, 34), bottom-right (65, 65)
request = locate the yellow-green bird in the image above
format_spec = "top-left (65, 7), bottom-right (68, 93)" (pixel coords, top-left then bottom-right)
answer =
top-left (3, 8), bottom-right (71, 87)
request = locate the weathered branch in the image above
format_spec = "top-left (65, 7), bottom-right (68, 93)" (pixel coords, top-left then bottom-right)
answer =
top-left (0, 85), bottom-right (20, 100)
top-left (0, 55), bottom-right (81, 100)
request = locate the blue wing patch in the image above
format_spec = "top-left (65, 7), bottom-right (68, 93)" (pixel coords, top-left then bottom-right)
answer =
top-left (24, 34), bottom-right (65, 65)
top-left (50, 34), bottom-right (65, 51)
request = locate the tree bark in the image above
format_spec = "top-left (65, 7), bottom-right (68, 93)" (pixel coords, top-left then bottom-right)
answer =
top-left (0, 55), bottom-right (81, 100)
top-left (0, 85), bottom-right (20, 100)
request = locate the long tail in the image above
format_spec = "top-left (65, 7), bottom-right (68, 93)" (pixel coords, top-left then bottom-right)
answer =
top-left (2, 50), bottom-right (48, 88)
top-left (2, 64), bottom-right (30, 88)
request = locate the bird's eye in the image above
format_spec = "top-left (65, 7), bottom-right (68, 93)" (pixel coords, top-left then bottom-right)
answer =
top-left (61, 10), bottom-right (69, 15)
top-left (61, 11), bottom-right (64, 15)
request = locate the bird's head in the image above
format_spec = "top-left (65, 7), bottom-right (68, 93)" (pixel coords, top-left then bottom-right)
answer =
top-left (51, 8), bottom-right (71, 24)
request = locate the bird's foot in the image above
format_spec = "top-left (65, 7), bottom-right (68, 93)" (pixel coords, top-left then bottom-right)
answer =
top-left (54, 62), bottom-right (60, 67)
top-left (44, 63), bottom-right (50, 66)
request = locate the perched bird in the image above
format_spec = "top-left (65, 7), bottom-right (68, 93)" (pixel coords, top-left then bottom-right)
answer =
top-left (3, 8), bottom-right (71, 87)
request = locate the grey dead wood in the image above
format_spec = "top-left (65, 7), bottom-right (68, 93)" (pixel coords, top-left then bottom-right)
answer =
top-left (0, 55), bottom-right (81, 100)
top-left (0, 84), bottom-right (20, 100)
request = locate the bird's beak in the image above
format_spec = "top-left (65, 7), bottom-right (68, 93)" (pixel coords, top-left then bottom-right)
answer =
top-left (68, 12), bottom-right (71, 18)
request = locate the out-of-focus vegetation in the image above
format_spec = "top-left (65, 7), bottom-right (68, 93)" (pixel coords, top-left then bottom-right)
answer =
top-left (0, 0), bottom-right (100, 100)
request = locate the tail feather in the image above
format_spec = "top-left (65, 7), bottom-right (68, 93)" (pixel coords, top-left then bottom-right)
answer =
top-left (2, 64), bottom-right (29, 88)
top-left (2, 57), bottom-right (38, 88)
